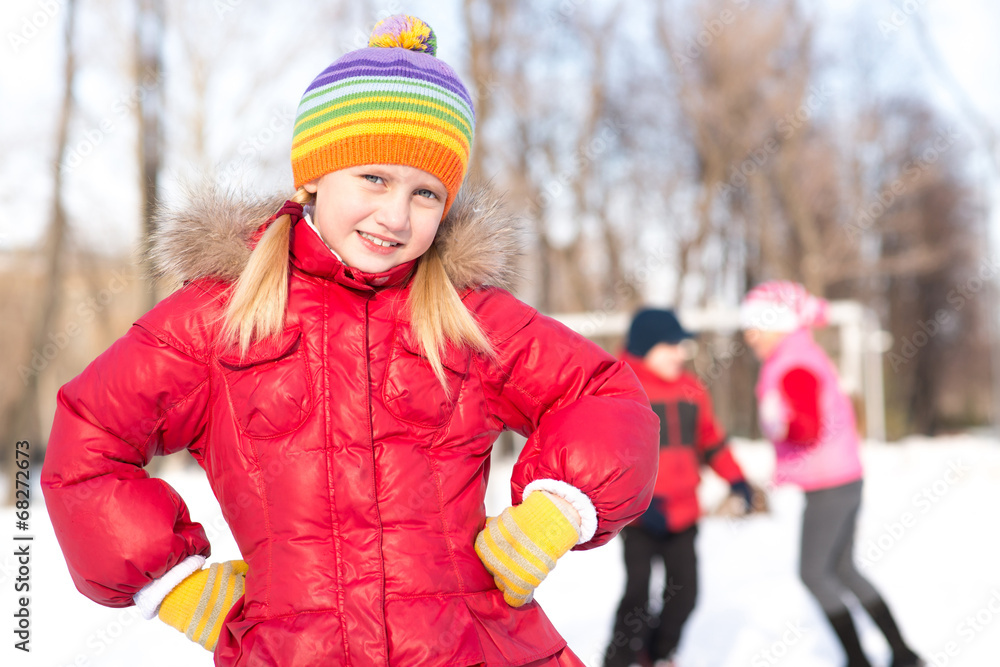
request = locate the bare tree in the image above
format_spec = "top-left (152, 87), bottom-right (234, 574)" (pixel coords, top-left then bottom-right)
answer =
top-left (460, 0), bottom-right (646, 314)
top-left (134, 0), bottom-right (165, 309)
top-left (1, 0), bottom-right (79, 501)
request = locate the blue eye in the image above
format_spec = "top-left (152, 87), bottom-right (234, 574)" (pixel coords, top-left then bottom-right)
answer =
top-left (416, 189), bottom-right (438, 199)
top-left (364, 174), bottom-right (383, 184)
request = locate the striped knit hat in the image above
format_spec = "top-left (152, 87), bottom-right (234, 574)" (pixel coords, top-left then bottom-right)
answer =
top-left (739, 281), bottom-right (829, 332)
top-left (291, 15), bottom-right (474, 213)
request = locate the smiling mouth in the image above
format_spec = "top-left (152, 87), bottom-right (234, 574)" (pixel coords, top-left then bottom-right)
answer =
top-left (357, 231), bottom-right (401, 248)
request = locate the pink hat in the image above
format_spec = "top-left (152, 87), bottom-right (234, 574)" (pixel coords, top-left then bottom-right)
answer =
top-left (739, 281), bottom-right (829, 332)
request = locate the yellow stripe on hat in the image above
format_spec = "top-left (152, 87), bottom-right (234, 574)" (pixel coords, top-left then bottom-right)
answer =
top-left (295, 94), bottom-right (473, 139)
top-left (292, 111), bottom-right (470, 157)
top-left (291, 121), bottom-right (469, 166)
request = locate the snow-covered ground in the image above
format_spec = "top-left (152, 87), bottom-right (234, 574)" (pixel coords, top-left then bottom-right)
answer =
top-left (3, 436), bottom-right (998, 666)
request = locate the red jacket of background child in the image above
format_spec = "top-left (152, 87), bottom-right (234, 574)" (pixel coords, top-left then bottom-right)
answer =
top-left (621, 353), bottom-right (745, 534)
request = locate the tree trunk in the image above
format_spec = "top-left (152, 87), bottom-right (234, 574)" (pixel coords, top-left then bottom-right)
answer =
top-left (1, 0), bottom-right (78, 503)
top-left (136, 0), bottom-right (165, 311)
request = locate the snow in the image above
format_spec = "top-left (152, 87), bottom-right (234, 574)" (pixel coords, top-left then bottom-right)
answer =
top-left (3, 435), bottom-right (999, 666)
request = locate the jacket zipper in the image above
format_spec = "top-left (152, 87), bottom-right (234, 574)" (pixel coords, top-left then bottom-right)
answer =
top-left (364, 293), bottom-right (390, 666)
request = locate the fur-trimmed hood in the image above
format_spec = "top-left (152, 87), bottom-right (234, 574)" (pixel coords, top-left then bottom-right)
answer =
top-left (147, 181), bottom-right (523, 291)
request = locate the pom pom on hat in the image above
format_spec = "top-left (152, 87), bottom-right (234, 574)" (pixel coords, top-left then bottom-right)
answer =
top-left (369, 15), bottom-right (437, 56)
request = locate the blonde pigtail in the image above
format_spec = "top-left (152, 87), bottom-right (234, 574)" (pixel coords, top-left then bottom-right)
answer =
top-left (409, 244), bottom-right (494, 390)
top-left (222, 187), bottom-right (315, 356)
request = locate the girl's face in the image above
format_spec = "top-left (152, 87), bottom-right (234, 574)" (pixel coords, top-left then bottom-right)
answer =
top-left (304, 164), bottom-right (447, 274)
top-left (743, 328), bottom-right (789, 360)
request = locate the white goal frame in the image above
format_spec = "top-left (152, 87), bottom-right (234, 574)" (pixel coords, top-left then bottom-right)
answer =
top-left (550, 301), bottom-right (888, 442)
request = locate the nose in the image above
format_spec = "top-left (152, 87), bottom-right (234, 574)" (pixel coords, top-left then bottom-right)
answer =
top-left (374, 191), bottom-right (410, 234)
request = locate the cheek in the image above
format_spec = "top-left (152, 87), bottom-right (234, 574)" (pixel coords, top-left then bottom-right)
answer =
top-left (317, 202), bottom-right (363, 239)
top-left (410, 212), bottom-right (442, 251)
top-left (651, 357), bottom-right (674, 377)
top-left (763, 336), bottom-right (781, 355)
top-left (315, 214), bottom-right (340, 242)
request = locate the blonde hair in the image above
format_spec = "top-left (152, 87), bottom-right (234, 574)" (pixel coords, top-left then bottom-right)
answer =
top-left (409, 243), bottom-right (494, 387)
top-left (222, 190), bottom-right (494, 386)
top-left (222, 187), bottom-right (315, 354)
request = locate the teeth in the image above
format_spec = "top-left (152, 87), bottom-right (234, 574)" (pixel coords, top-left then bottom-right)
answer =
top-left (359, 231), bottom-right (399, 247)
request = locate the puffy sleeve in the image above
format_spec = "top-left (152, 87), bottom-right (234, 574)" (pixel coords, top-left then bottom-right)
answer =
top-left (780, 366), bottom-right (822, 446)
top-left (470, 288), bottom-right (659, 550)
top-left (41, 283), bottom-right (218, 607)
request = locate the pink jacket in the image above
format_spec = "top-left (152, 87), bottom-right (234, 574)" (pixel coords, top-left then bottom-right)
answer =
top-left (756, 328), bottom-right (863, 491)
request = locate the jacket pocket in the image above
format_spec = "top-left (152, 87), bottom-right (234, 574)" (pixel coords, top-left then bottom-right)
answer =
top-left (383, 324), bottom-right (470, 428)
top-left (218, 327), bottom-right (313, 437)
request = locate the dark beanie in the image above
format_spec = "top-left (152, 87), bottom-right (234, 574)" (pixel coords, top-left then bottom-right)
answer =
top-left (626, 308), bottom-right (694, 358)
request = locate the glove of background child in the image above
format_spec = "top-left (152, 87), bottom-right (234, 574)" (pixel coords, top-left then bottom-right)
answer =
top-left (717, 479), bottom-right (769, 516)
top-left (475, 491), bottom-right (581, 607)
top-left (158, 559), bottom-right (248, 651)
top-left (730, 480), bottom-right (755, 512)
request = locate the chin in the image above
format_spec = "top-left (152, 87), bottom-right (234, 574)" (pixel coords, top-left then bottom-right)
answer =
top-left (350, 255), bottom-right (404, 274)
top-left (351, 260), bottom-right (390, 273)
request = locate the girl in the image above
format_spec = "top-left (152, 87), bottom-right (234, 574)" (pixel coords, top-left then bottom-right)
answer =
top-left (739, 281), bottom-right (923, 667)
top-left (41, 16), bottom-right (659, 667)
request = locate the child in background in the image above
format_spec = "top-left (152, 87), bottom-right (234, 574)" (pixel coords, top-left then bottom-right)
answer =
top-left (603, 308), bottom-right (756, 667)
top-left (740, 281), bottom-right (923, 667)
top-left (41, 16), bottom-right (659, 666)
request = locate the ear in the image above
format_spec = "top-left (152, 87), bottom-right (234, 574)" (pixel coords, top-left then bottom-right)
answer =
top-left (303, 179), bottom-right (319, 194)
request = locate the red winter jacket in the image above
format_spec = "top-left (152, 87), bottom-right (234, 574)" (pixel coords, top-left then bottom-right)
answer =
top-left (41, 185), bottom-right (659, 667)
top-left (622, 354), bottom-right (744, 534)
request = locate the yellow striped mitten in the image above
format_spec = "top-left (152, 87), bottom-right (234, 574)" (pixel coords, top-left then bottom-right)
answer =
top-left (475, 491), bottom-right (581, 607)
top-left (158, 560), bottom-right (248, 652)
